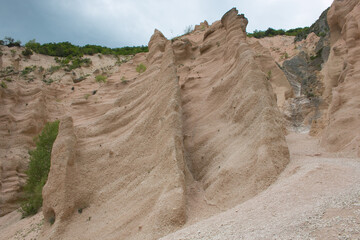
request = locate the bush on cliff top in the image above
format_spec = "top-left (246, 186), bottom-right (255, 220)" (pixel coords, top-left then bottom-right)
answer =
top-left (24, 39), bottom-right (148, 57)
top-left (20, 120), bottom-right (59, 217)
top-left (247, 27), bottom-right (310, 40)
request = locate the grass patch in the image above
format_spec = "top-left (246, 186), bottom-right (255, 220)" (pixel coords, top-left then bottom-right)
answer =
top-left (310, 48), bottom-right (323, 61)
top-left (74, 74), bottom-right (90, 83)
top-left (121, 76), bottom-right (129, 84)
top-left (136, 63), bottom-right (146, 74)
top-left (1, 81), bottom-right (7, 88)
top-left (47, 65), bottom-right (61, 74)
top-left (21, 66), bottom-right (37, 76)
top-left (54, 56), bottom-right (92, 71)
top-left (95, 75), bottom-right (107, 83)
top-left (0, 66), bottom-right (15, 76)
top-left (42, 79), bottom-right (54, 85)
top-left (10, 49), bottom-right (16, 57)
top-left (20, 121), bottom-right (59, 217)
top-left (266, 70), bottom-right (272, 80)
top-left (282, 52), bottom-right (289, 59)
top-left (38, 66), bottom-right (44, 73)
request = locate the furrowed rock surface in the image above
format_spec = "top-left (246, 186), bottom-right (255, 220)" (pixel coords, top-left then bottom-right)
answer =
top-left (0, 47), bottom-right (124, 216)
top-left (38, 9), bottom-right (289, 239)
top-left (175, 8), bottom-right (289, 215)
top-left (0, 81), bottom-right (62, 216)
top-left (40, 32), bottom-right (187, 240)
top-left (320, 0), bottom-right (360, 156)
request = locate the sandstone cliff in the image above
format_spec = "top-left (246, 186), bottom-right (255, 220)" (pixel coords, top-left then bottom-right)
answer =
top-left (320, 0), bottom-right (360, 156)
top-left (38, 8), bottom-right (289, 239)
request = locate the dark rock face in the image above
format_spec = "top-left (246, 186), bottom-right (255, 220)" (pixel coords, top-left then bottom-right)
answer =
top-left (295, 8), bottom-right (330, 42)
top-left (309, 8), bottom-right (330, 36)
top-left (283, 5), bottom-right (331, 98)
top-left (282, 7), bottom-right (331, 132)
top-left (282, 50), bottom-right (324, 131)
top-left (282, 52), bottom-right (308, 96)
top-left (282, 50), bottom-right (324, 98)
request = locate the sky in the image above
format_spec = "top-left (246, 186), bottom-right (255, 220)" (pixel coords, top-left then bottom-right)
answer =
top-left (0, 0), bottom-right (333, 48)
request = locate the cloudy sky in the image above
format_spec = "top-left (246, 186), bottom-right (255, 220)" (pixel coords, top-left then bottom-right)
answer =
top-left (0, 0), bottom-right (333, 48)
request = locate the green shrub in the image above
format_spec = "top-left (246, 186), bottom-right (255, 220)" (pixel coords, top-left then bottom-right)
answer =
top-left (136, 63), bottom-right (146, 74)
top-left (25, 39), bottom-right (148, 57)
top-left (266, 70), bottom-right (272, 80)
top-left (310, 48), bottom-right (323, 61)
top-left (42, 78), bottom-right (54, 85)
top-left (3, 36), bottom-right (21, 47)
top-left (1, 81), bottom-right (7, 88)
top-left (22, 48), bottom-right (33, 57)
top-left (74, 74), bottom-right (90, 83)
top-left (20, 120), bottom-right (60, 217)
top-left (121, 76), bottom-right (129, 84)
top-left (306, 90), bottom-right (315, 98)
top-left (1, 66), bottom-right (14, 75)
top-left (21, 66), bottom-right (37, 76)
top-left (247, 27), bottom-right (310, 39)
top-left (47, 65), bottom-right (61, 74)
top-left (54, 56), bottom-right (92, 71)
top-left (95, 75), bottom-right (107, 83)
top-left (67, 57), bottom-right (91, 71)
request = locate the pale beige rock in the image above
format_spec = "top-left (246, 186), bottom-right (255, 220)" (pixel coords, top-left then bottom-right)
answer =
top-left (0, 82), bottom-right (49, 216)
top-left (248, 40), bottom-right (294, 110)
top-left (248, 35), bottom-right (299, 65)
top-left (194, 20), bottom-right (209, 32)
top-left (39, 32), bottom-right (187, 240)
top-left (177, 8), bottom-right (289, 215)
top-left (320, 0), bottom-right (360, 156)
top-left (0, 48), bottom-right (119, 216)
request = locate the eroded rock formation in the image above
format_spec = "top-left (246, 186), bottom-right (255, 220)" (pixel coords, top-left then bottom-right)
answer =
top-left (319, 0), bottom-right (360, 156)
top-left (32, 8), bottom-right (290, 239)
